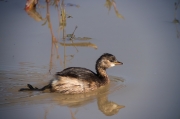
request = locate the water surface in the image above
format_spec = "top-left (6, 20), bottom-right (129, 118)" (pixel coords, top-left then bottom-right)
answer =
top-left (0, 0), bottom-right (180, 119)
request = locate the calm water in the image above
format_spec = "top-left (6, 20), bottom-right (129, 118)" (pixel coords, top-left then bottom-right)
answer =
top-left (0, 0), bottom-right (180, 119)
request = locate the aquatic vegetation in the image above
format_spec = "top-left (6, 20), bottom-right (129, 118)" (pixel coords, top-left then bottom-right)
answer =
top-left (66, 3), bottom-right (80, 8)
top-left (67, 34), bottom-right (92, 40)
top-left (25, 7), bottom-right (43, 21)
top-left (60, 42), bottom-right (98, 49)
top-left (104, 0), bottom-right (124, 19)
top-left (25, 0), bottom-right (38, 10)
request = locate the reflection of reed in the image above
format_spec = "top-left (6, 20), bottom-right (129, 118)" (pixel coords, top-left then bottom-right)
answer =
top-left (174, 1), bottom-right (180, 19)
top-left (173, 1), bottom-right (180, 38)
top-left (43, 104), bottom-right (55, 119)
top-left (46, 0), bottom-right (58, 43)
top-left (46, 0), bottom-right (61, 73)
top-left (69, 108), bottom-right (78, 119)
top-left (175, 23), bottom-right (180, 38)
top-left (49, 40), bottom-right (62, 74)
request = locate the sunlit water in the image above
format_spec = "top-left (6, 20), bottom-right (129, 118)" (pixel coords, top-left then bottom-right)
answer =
top-left (0, 0), bottom-right (180, 119)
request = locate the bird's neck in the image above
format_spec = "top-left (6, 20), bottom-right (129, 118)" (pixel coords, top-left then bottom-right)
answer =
top-left (96, 65), bottom-right (109, 84)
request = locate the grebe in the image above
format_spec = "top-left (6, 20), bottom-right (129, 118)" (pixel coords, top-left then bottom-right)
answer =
top-left (19, 53), bottom-right (123, 94)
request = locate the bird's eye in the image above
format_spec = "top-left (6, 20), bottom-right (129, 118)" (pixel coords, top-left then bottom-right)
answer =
top-left (109, 57), bottom-right (116, 62)
top-left (110, 60), bottom-right (113, 62)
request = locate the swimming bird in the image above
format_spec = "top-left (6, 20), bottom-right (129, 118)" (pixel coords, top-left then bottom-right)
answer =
top-left (19, 53), bottom-right (123, 94)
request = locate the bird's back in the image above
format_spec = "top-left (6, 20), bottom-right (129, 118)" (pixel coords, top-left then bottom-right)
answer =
top-left (56, 67), bottom-right (100, 82)
top-left (51, 67), bottom-right (103, 94)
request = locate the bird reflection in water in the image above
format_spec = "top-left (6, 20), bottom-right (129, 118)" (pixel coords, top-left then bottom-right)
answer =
top-left (0, 76), bottom-right (125, 118)
top-left (43, 76), bottom-right (125, 117)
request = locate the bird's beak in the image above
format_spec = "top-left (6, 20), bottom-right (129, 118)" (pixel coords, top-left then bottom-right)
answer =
top-left (114, 61), bottom-right (123, 65)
